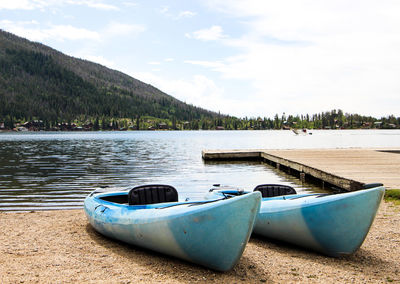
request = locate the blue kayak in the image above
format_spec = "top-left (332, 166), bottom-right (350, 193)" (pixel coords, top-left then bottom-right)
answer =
top-left (84, 184), bottom-right (261, 271)
top-left (206, 183), bottom-right (385, 257)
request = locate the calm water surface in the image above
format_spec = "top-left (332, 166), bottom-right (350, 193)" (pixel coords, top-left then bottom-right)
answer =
top-left (0, 130), bottom-right (399, 211)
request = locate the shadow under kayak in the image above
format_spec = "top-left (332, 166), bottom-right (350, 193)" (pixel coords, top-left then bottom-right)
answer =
top-left (206, 184), bottom-right (385, 257)
top-left (84, 185), bottom-right (261, 271)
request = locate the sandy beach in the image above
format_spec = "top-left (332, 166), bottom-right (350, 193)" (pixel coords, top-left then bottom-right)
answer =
top-left (1, 200), bottom-right (399, 283)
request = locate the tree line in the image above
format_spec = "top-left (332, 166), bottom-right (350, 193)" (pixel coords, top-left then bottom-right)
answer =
top-left (1, 109), bottom-right (399, 131)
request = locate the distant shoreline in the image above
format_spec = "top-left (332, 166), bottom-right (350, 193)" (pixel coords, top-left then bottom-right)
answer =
top-left (1, 128), bottom-right (399, 133)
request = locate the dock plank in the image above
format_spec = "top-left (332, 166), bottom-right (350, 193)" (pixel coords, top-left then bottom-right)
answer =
top-left (202, 148), bottom-right (400, 190)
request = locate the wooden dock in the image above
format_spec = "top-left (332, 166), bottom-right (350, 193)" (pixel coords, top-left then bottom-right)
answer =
top-left (202, 148), bottom-right (400, 191)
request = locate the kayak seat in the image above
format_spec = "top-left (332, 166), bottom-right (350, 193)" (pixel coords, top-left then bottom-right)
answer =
top-left (128, 184), bottom-right (178, 205)
top-left (254, 184), bottom-right (297, 198)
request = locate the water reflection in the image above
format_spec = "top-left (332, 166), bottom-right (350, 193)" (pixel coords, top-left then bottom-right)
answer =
top-left (1, 130), bottom-right (399, 211)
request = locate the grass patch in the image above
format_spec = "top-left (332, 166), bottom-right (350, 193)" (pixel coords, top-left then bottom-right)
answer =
top-left (384, 189), bottom-right (400, 205)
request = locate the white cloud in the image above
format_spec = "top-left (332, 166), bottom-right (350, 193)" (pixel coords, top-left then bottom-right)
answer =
top-left (184, 60), bottom-right (224, 69)
top-left (164, 58), bottom-right (174, 62)
top-left (159, 6), bottom-right (169, 14)
top-left (0, 20), bottom-right (100, 42)
top-left (177, 11), bottom-right (196, 19)
top-left (191, 0), bottom-right (400, 116)
top-left (160, 6), bottom-right (196, 20)
top-left (63, 0), bottom-right (121, 11)
top-left (83, 2), bottom-right (119, 11)
top-left (148, 61), bottom-right (161, 65)
top-left (0, 20), bottom-right (145, 43)
top-left (128, 71), bottom-right (233, 113)
top-left (48, 25), bottom-right (101, 41)
top-left (103, 22), bottom-right (146, 37)
top-left (0, 0), bottom-right (46, 10)
top-left (65, 0), bottom-right (119, 10)
top-left (123, 2), bottom-right (138, 8)
top-left (0, 0), bottom-right (119, 10)
top-left (186, 25), bottom-right (226, 41)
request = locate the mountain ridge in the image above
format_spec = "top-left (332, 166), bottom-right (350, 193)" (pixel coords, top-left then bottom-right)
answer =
top-left (0, 29), bottom-right (218, 127)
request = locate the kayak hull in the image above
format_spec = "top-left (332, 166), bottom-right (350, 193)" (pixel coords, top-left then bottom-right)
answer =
top-left (206, 185), bottom-right (384, 256)
top-left (84, 191), bottom-right (261, 271)
top-left (253, 186), bottom-right (385, 256)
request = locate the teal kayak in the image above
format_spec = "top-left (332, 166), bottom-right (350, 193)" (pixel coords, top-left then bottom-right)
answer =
top-left (84, 184), bottom-right (261, 271)
top-left (206, 183), bottom-right (384, 257)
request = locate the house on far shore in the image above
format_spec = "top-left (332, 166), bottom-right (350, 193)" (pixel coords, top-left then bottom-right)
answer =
top-left (23, 120), bottom-right (44, 131)
top-left (0, 122), bottom-right (4, 129)
top-left (158, 122), bottom-right (168, 130)
top-left (216, 126), bottom-right (225, 130)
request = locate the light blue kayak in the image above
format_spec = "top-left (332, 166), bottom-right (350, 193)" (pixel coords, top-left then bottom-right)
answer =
top-left (206, 183), bottom-right (385, 257)
top-left (84, 184), bottom-right (261, 271)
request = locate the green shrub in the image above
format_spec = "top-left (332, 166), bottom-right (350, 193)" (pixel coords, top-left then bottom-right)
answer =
top-left (385, 189), bottom-right (400, 199)
top-left (384, 189), bottom-right (400, 205)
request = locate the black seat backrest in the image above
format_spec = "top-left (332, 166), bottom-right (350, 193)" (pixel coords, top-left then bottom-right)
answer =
top-left (254, 184), bottom-right (297, 198)
top-left (128, 184), bottom-right (178, 205)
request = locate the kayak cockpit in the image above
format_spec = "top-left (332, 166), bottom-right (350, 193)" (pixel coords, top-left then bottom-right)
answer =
top-left (209, 184), bottom-right (298, 199)
top-left (254, 184), bottom-right (297, 198)
top-left (99, 193), bottom-right (129, 204)
top-left (97, 184), bottom-right (179, 206)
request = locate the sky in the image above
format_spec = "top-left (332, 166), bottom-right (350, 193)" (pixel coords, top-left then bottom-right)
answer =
top-left (1, 0), bottom-right (400, 118)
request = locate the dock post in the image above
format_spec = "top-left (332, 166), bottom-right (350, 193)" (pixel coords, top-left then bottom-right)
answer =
top-left (300, 172), bottom-right (306, 182)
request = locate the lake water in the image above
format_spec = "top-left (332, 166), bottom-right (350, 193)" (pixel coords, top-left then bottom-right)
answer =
top-left (1, 130), bottom-right (399, 211)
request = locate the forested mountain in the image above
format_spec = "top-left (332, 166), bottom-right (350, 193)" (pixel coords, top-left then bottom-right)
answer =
top-left (0, 29), bottom-right (218, 128)
top-left (0, 30), bottom-right (398, 131)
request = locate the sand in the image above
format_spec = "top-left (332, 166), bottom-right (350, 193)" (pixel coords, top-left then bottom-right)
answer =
top-left (1, 200), bottom-right (399, 284)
